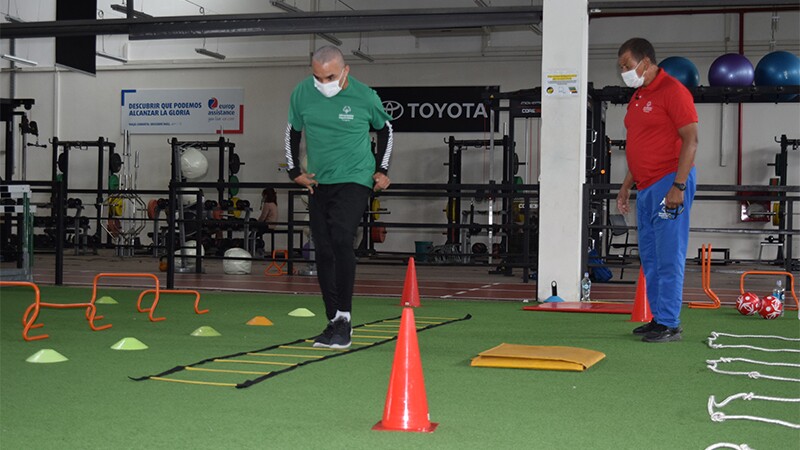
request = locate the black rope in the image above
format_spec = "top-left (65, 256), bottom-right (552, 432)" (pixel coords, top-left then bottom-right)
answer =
top-left (130, 313), bottom-right (471, 388)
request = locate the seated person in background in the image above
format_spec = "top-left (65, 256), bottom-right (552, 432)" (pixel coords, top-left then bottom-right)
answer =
top-left (257, 188), bottom-right (278, 228)
top-left (253, 188), bottom-right (278, 255)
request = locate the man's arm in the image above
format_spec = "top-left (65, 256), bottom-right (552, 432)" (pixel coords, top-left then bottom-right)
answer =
top-left (284, 123), bottom-right (318, 193)
top-left (616, 170), bottom-right (635, 215)
top-left (665, 122), bottom-right (698, 209)
top-left (372, 121), bottom-right (393, 191)
top-left (374, 121), bottom-right (393, 174)
top-left (285, 123), bottom-right (302, 180)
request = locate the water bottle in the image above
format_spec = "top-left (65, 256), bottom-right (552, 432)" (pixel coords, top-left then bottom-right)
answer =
top-left (581, 272), bottom-right (592, 302)
top-left (773, 280), bottom-right (785, 316)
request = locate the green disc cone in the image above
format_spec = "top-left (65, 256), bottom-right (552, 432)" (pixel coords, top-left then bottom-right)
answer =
top-left (190, 326), bottom-right (221, 337)
top-left (96, 296), bottom-right (118, 304)
top-left (110, 337), bottom-right (149, 350)
top-left (26, 349), bottom-right (69, 363)
top-left (288, 308), bottom-right (315, 317)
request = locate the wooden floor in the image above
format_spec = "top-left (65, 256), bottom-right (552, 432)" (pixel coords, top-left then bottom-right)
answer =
top-left (21, 250), bottom-right (789, 306)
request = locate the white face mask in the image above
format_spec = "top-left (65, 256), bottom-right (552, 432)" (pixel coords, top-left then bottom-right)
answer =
top-left (314, 68), bottom-right (345, 98)
top-left (621, 60), bottom-right (645, 88)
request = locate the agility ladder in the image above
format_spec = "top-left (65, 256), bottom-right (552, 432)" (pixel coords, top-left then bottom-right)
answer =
top-left (131, 314), bottom-right (471, 389)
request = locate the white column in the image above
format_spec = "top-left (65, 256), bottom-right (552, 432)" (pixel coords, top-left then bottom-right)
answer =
top-left (537, 0), bottom-right (589, 302)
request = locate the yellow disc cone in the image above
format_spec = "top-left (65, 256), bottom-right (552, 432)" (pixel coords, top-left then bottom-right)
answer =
top-left (96, 296), bottom-right (118, 304)
top-left (110, 337), bottom-right (149, 350)
top-left (288, 308), bottom-right (315, 317)
top-left (26, 349), bottom-right (69, 363)
top-left (191, 326), bottom-right (222, 337)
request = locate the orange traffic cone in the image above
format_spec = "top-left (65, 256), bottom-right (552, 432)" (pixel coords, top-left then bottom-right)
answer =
top-left (629, 267), bottom-right (653, 322)
top-left (372, 307), bottom-right (438, 433)
top-left (400, 257), bottom-right (421, 307)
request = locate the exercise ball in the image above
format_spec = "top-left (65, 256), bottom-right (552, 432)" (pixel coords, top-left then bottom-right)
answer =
top-left (658, 56), bottom-right (700, 88)
top-left (708, 53), bottom-right (754, 86)
top-left (180, 148), bottom-right (209, 179)
top-left (755, 50), bottom-right (800, 100)
top-left (223, 247), bottom-right (252, 274)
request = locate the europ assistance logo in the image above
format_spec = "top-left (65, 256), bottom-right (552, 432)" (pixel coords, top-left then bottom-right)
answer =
top-left (207, 97), bottom-right (236, 116)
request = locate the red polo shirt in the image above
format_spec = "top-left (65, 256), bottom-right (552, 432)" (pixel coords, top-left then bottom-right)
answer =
top-left (623, 69), bottom-right (698, 189)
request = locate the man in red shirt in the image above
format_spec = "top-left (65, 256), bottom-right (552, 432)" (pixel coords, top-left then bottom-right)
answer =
top-left (616, 38), bottom-right (699, 343)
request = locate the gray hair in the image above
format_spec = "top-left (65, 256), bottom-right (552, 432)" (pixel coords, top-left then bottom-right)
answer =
top-left (312, 45), bottom-right (345, 65)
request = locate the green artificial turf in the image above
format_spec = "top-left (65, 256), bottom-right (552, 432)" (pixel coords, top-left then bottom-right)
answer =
top-left (1, 285), bottom-right (798, 449)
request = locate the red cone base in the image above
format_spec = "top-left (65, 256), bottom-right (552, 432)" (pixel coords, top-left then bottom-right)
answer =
top-left (629, 267), bottom-right (653, 323)
top-left (372, 307), bottom-right (436, 433)
top-left (372, 420), bottom-right (439, 433)
top-left (400, 257), bottom-right (421, 307)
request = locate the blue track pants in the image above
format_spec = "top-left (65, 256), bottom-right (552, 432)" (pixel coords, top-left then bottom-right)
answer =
top-left (636, 168), bottom-right (696, 328)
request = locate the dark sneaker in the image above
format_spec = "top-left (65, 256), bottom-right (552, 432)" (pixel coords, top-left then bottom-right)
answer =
top-left (642, 325), bottom-right (682, 343)
top-left (312, 321), bottom-right (336, 348)
top-left (329, 319), bottom-right (352, 350)
top-left (632, 319), bottom-right (659, 336)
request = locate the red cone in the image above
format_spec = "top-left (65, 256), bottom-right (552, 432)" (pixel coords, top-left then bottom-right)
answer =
top-left (629, 267), bottom-right (653, 322)
top-left (400, 257), bottom-right (421, 307)
top-left (372, 307), bottom-right (438, 433)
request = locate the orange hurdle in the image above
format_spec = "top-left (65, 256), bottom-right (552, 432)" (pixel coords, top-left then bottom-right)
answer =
top-left (265, 249), bottom-right (289, 277)
top-left (689, 244), bottom-right (721, 309)
top-left (1, 281), bottom-right (107, 342)
top-left (740, 270), bottom-right (798, 311)
top-left (137, 289), bottom-right (208, 319)
top-left (86, 272), bottom-right (162, 323)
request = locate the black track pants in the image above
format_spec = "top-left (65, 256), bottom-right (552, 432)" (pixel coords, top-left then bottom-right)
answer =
top-left (308, 183), bottom-right (371, 321)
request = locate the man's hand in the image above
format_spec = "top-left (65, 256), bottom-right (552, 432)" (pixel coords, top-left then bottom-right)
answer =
top-left (616, 186), bottom-right (631, 215)
top-left (664, 186), bottom-right (685, 210)
top-left (373, 172), bottom-right (390, 192)
top-left (293, 172), bottom-right (318, 194)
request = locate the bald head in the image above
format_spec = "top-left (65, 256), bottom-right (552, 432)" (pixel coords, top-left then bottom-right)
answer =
top-left (312, 46), bottom-right (345, 66)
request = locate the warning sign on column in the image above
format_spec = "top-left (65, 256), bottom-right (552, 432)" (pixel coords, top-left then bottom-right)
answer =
top-left (543, 71), bottom-right (579, 99)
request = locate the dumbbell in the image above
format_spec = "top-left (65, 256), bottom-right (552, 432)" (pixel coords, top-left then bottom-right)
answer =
top-left (219, 199), bottom-right (234, 209)
top-left (66, 198), bottom-right (82, 208)
top-left (236, 199), bottom-right (250, 210)
top-left (157, 198), bottom-right (169, 209)
top-left (204, 200), bottom-right (218, 210)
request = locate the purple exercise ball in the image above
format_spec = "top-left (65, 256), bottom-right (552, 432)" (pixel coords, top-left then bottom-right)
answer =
top-left (708, 53), bottom-right (754, 86)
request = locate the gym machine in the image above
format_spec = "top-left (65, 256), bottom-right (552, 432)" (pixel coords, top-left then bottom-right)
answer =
top-left (765, 134), bottom-right (799, 264)
top-left (49, 136), bottom-right (121, 253)
top-left (167, 137), bottom-right (250, 273)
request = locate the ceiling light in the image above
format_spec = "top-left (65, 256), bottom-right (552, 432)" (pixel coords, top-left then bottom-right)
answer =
top-left (530, 22), bottom-right (542, 35)
top-left (474, 0), bottom-right (490, 7)
top-left (352, 49), bottom-right (374, 63)
top-left (195, 48), bottom-right (226, 60)
top-left (4, 14), bottom-right (24, 23)
top-left (317, 33), bottom-right (342, 46)
top-left (1, 54), bottom-right (38, 66)
top-left (96, 51), bottom-right (128, 63)
top-left (110, 4), bottom-right (153, 19)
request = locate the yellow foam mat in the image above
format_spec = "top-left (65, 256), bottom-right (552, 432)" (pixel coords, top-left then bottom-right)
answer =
top-left (470, 343), bottom-right (605, 372)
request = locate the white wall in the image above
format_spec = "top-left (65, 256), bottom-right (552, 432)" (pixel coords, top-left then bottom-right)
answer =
top-left (1, 3), bottom-right (799, 260)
